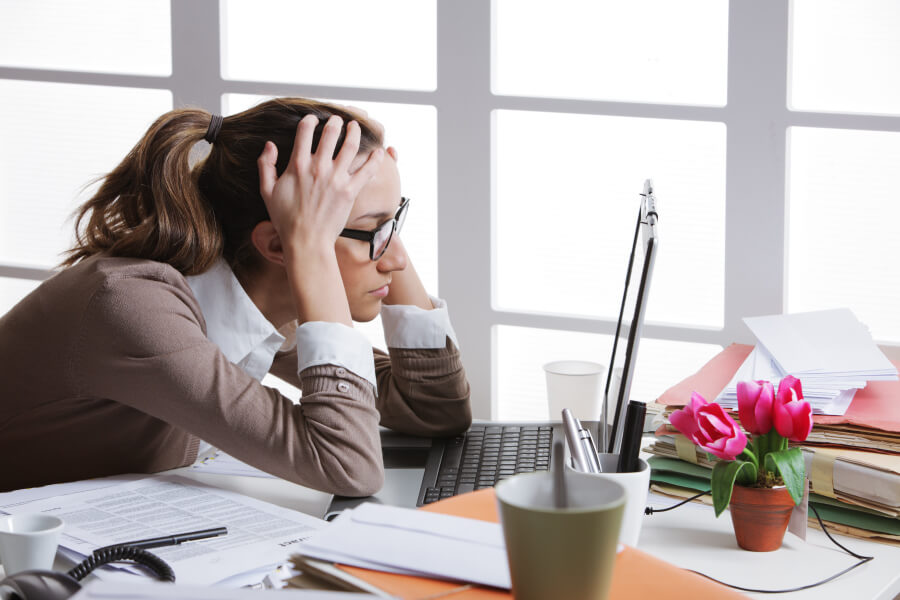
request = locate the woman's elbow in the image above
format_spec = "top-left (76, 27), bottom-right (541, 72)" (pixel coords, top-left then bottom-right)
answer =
top-left (317, 442), bottom-right (385, 497)
top-left (331, 462), bottom-right (385, 497)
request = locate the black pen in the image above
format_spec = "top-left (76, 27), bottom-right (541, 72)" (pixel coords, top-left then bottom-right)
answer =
top-left (615, 401), bottom-right (646, 473)
top-left (95, 527), bottom-right (228, 553)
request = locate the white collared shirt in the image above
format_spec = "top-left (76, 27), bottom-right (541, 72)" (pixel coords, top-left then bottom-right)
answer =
top-left (186, 259), bottom-right (459, 390)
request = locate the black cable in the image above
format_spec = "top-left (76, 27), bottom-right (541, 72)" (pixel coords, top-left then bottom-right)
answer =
top-left (645, 494), bottom-right (875, 593)
top-left (644, 489), bottom-right (710, 514)
top-left (67, 545), bottom-right (176, 582)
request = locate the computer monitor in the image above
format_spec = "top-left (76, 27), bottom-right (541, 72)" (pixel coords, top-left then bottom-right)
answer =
top-left (603, 179), bottom-right (659, 454)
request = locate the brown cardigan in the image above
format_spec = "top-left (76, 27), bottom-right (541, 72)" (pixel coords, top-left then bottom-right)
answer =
top-left (0, 256), bottom-right (471, 495)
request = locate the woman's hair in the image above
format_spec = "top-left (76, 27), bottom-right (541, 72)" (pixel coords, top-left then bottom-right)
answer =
top-left (62, 98), bottom-right (384, 277)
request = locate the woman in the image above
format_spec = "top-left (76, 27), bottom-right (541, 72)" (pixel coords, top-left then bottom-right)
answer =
top-left (0, 98), bottom-right (471, 495)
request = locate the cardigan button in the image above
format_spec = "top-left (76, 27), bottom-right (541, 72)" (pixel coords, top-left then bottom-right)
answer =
top-left (337, 382), bottom-right (350, 393)
top-left (336, 367), bottom-right (347, 376)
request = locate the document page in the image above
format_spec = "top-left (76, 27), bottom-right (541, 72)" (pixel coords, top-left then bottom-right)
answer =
top-left (298, 503), bottom-right (510, 589)
top-left (4, 474), bottom-right (326, 585)
top-left (72, 580), bottom-right (374, 599)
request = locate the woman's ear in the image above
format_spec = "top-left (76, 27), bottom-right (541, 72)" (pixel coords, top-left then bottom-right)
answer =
top-left (250, 221), bottom-right (286, 266)
top-left (386, 146), bottom-right (398, 161)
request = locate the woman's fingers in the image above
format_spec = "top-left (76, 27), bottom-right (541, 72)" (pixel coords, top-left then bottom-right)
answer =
top-left (288, 114), bottom-right (318, 171)
top-left (334, 120), bottom-right (361, 173)
top-left (314, 115), bottom-right (344, 171)
top-left (257, 141), bottom-right (278, 199)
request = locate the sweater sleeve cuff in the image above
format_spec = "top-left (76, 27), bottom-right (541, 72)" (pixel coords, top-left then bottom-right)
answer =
top-left (295, 321), bottom-right (377, 389)
top-left (380, 295), bottom-right (459, 349)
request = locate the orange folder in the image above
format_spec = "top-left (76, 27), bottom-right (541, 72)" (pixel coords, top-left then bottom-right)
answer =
top-left (657, 343), bottom-right (900, 433)
top-left (338, 488), bottom-right (747, 599)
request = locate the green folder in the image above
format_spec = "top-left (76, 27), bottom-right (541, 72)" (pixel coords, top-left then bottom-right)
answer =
top-left (648, 456), bottom-right (900, 536)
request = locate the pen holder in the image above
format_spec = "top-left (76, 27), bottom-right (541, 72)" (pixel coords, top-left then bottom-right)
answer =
top-left (566, 454), bottom-right (650, 547)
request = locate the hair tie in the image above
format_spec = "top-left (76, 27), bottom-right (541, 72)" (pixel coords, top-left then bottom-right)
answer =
top-left (205, 114), bottom-right (224, 144)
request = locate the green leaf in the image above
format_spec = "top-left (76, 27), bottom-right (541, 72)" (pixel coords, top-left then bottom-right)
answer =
top-left (765, 447), bottom-right (806, 505)
top-left (710, 460), bottom-right (757, 517)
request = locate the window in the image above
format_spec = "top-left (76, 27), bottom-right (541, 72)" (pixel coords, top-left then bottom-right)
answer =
top-left (2, 1), bottom-right (898, 420)
top-left (494, 0), bottom-right (728, 105)
top-left (0, 81), bottom-right (172, 268)
top-left (221, 0), bottom-right (436, 90)
top-left (0, 0), bottom-right (171, 75)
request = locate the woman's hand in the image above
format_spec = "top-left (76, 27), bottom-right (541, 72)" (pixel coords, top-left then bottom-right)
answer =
top-left (256, 115), bottom-right (384, 326)
top-left (257, 114), bottom-right (384, 256)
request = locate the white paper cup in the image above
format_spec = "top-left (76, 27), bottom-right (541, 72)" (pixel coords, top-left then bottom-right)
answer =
top-left (566, 454), bottom-right (650, 547)
top-left (0, 514), bottom-right (64, 575)
top-left (543, 360), bottom-right (606, 422)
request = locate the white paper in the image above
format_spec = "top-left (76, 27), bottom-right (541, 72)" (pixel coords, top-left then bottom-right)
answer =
top-left (0, 474), bottom-right (144, 512)
top-left (71, 580), bottom-right (374, 599)
top-left (3, 475), bottom-right (326, 586)
top-left (298, 503), bottom-right (511, 589)
top-left (191, 451), bottom-right (276, 479)
top-left (715, 346), bottom-right (860, 416)
top-left (743, 308), bottom-right (897, 378)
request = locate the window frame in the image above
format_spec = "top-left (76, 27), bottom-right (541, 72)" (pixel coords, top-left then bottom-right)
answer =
top-left (1, 0), bottom-right (898, 419)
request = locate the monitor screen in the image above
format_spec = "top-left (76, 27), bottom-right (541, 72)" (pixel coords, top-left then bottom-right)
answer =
top-left (603, 180), bottom-right (658, 454)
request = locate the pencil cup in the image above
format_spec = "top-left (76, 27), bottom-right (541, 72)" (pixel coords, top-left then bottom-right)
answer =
top-left (543, 360), bottom-right (606, 422)
top-left (495, 470), bottom-right (625, 600)
top-left (566, 454), bottom-right (650, 547)
top-left (0, 514), bottom-right (64, 576)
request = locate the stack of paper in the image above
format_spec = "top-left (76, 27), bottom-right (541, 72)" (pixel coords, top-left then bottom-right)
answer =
top-left (651, 342), bottom-right (900, 545)
top-left (715, 308), bottom-right (897, 416)
top-left (296, 503), bottom-right (511, 589)
top-left (0, 474), bottom-right (326, 587)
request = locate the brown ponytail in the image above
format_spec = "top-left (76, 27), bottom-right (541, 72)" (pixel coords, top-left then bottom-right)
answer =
top-left (63, 108), bottom-right (222, 275)
top-left (63, 98), bottom-right (383, 278)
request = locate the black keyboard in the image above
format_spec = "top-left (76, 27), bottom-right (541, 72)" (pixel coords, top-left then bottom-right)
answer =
top-left (421, 424), bottom-right (554, 504)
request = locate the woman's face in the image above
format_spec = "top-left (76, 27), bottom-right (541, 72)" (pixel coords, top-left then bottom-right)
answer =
top-left (335, 148), bottom-right (407, 322)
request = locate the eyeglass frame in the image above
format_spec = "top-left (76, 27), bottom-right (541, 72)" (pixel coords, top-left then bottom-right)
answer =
top-left (338, 197), bottom-right (410, 261)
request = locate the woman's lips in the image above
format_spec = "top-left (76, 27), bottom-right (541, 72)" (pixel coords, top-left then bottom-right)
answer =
top-left (370, 285), bottom-right (389, 298)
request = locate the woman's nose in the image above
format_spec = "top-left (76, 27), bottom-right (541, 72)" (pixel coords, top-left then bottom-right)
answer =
top-left (376, 236), bottom-right (408, 273)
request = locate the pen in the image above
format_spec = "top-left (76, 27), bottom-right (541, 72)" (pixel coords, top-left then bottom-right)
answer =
top-left (96, 527), bottom-right (228, 553)
top-left (580, 429), bottom-right (603, 474)
top-left (615, 400), bottom-right (646, 473)
top-left (562, 408), bottom-right (591, 472)
top-left (562, 409), bottom-right (601, 473)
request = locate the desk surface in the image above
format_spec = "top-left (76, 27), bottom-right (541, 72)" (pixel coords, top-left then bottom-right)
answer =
top-left (11, 439), bottom-right (896, 599)
top-left (173, 458), bottom-right (900, 600)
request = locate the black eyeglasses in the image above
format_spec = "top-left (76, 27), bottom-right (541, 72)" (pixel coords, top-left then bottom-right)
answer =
top-left (339, 197), bottom-right (410, 260)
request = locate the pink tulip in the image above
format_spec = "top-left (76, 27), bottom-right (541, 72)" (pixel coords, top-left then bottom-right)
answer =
top-left (670, 392), bottom-right (748, 461)
top-left (773, 375), bottom-right (813, 442)
top-left (736, 380), bottom-right (775, 435)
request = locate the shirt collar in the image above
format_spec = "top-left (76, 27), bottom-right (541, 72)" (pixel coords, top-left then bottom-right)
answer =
top-left (186, 259), bottom-right (285, 380)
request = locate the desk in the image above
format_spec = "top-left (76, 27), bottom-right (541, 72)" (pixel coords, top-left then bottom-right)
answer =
top-left (640, 491), bottom-right (900, 600)
top-left (8, 441), bottom-right (899, 599)
top-left (178, 442), bottom-right (900, 600)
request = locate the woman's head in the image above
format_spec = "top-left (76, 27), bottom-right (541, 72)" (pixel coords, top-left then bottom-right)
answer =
top-left (64, 97), bottom-right (385, 280)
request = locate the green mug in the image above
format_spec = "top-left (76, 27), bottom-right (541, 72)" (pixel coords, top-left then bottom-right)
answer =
top-left (495, 470), bottom-right (626, 600)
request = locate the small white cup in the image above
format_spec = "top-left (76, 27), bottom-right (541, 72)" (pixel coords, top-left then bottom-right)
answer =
top-left (543, 360), bottom-right (606, 422)
top-left (566, 454), bottom-right (650, 547)
top-left (0, 514), bottom-right (64, 575)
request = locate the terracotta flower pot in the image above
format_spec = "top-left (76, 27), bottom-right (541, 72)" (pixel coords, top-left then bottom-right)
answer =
top-left (728, 485), bottom-right (794, 551)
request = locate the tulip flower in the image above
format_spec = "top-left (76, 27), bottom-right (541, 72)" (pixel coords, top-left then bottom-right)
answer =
top-left (773, 375), bottom-right (813, 442)
top-left (670, 392), bottom-right (748, 461)
top-left (736, 379), bottom-right (775, 435)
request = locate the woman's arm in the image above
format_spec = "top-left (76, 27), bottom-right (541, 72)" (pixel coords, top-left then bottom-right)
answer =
top-left (76, 270), bottom-right (384, 497)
